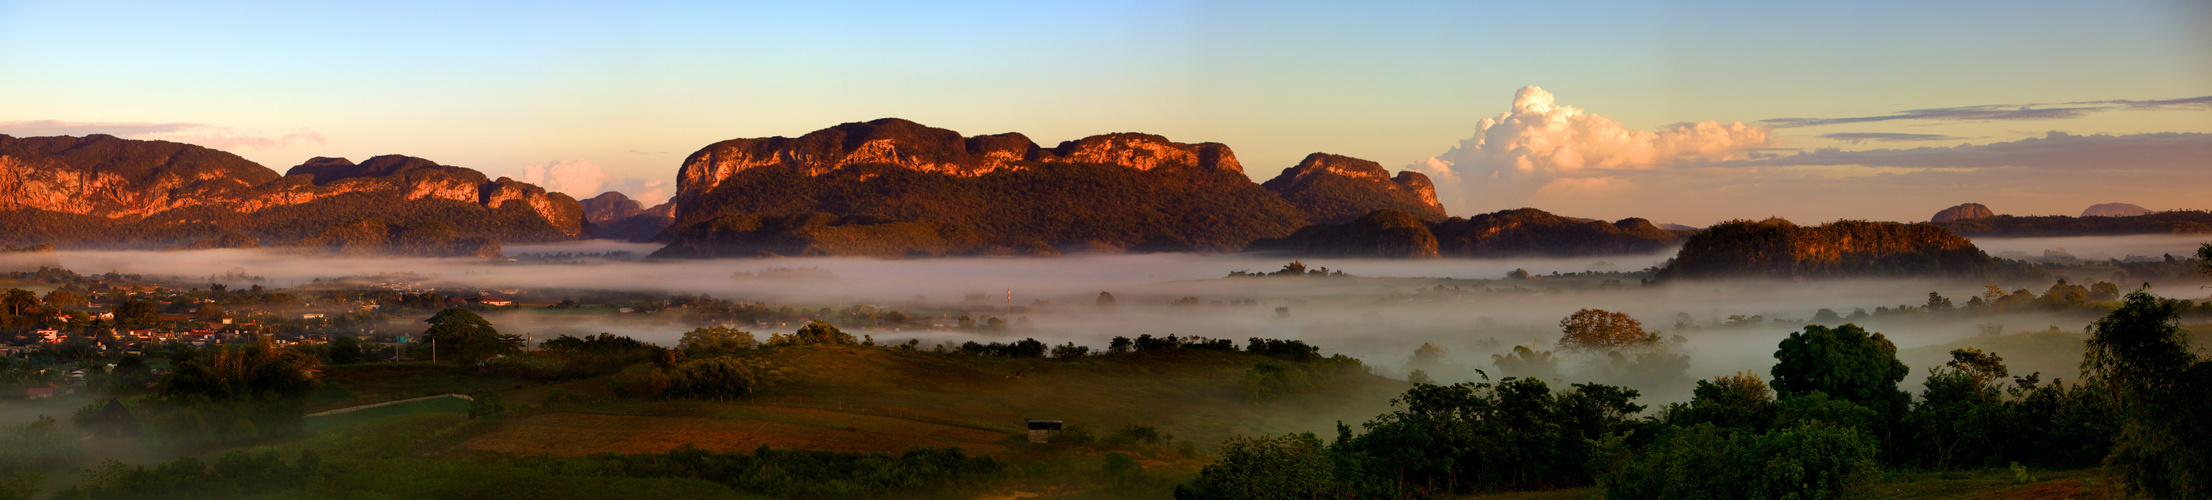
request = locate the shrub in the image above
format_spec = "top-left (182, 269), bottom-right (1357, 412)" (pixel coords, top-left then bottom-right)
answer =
top-left (1175, 433), bottom-right (1337, 500)
top-left (1603, 422), bottom-right (1879, 500)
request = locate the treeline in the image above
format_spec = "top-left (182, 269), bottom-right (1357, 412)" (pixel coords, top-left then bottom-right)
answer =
top-left (1179, 290), bottom-right (2211, 499)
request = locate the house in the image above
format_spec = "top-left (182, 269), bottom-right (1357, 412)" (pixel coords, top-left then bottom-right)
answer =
top-left (26, 384), bottom-right (58, 399)
top-left (480, 298), bottom-right (513, 307)
top-left (89, 398), bottom-right (141, 437)
top-left (301, 313), bottom-right (325, 319)
top-left (1025, 419), bottom-right (1063, 443)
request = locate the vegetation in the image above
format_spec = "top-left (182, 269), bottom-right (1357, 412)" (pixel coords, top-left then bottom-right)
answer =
top-left (1654, 218), bottom-right (2039, 280)
top-left (2081, 289), bottom-right (2212, 498)
top-left (1250, 208), bottom-right (1686, 259)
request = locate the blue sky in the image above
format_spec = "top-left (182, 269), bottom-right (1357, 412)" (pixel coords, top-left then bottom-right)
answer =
top-left (2, 0), bottom-right (2207, 223)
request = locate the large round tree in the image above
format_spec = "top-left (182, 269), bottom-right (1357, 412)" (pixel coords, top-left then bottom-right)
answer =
top-left (423, 308), bottom-right (522, 363)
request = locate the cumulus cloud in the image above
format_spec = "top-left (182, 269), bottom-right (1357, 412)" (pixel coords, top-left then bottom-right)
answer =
top-left (517, 159), bottom-right (671, 206)
top-left (1406, 86), bottom-right (1771, 213)
top-left (610, 177), bottom-right (672, 206)
top-left (0, 120), bottom-right (325, 150)
top-left (519, 160), bottom-right (611, 198)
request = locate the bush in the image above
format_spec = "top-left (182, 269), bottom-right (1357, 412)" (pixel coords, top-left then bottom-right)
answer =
top-left (1175, 433), bottom-right (1338, 500)
top-left (610, 358), bottom-right (784, 400)
top-left (1602, 422), bottom-right (1879, 500)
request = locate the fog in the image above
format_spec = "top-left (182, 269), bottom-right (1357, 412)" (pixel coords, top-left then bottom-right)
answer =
top-left (21, 234), bottom-right (2212, 405)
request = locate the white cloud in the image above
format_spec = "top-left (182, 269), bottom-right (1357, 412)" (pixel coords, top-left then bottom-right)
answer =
top-left (1407, 86), bottom-right (1771, 213)
top-left (519, 160), bottom-right (610, 199)
top-left (0, 120), bottom-right (324, 150)
top-left (517, 159), bottom-right (670, 206)
top-left (610, 177), bottom-right (671, 206)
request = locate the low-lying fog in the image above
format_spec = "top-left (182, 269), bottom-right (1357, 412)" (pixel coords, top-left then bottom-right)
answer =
top-left (17, 234), bottom-right (2211, 405)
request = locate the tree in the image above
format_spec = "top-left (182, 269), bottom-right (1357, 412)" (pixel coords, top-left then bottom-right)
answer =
top-left (1175, 433), bottom-right (1337, 499)
top-left (1096, 292), bottom-right (1117, 308)
top-left (1409, 343), bottom-right (1447, 367)
top-left (2199, 242), bottom-right (2212, 277)
top-left (1506, 268), bottom-right (1530, 280)
top-left (1557, 309), bottom-right (1656, 351)
top-left (2088, 281), bottom-right (2122, 302)
top-left (113, 300), bottom-right (160, 329)
top-left (679, 326), bottom-right (757, 355)
top-left (326, 335), bottom-right (366, 365)
top-left (783, 320), bottom-right (856, 346)
top-left (421, 308), bottom-right (522, 363)
top-left (2081, 289), bottom-right (2211, 498)
top-left (0, 289), bottom-right (38, 317)
top-left (1770, 323), bottom-right (1911, 451)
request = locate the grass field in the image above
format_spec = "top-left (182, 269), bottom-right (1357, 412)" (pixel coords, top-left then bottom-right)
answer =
top-left (302, 394), bottom-right (472, 433)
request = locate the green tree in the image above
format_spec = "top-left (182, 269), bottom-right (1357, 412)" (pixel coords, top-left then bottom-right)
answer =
top-left (421, 308), bottom-right (522, 363)
top-left (1771, 323), bottom-right (1910, 456)
top-left (678, 326), bottom-right (757, 356)
top-left (786, 320), bottom-right (855, 346)
top-left (326, 335), bottom-right (365, 365)
top-left (1176, 433), bottom-right (1337, 500)
top-left (1558, 308), bottom-right (1657, 351)
top-left (0, 289), bottom-right (39, 317)
top-left (2081, 289), bottom-right (2211, 498)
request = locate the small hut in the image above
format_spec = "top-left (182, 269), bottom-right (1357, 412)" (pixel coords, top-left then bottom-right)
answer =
top-left (89, 398), bottom-right (140, 437)
top-left (1025, 419), bottom-right (1062, 443)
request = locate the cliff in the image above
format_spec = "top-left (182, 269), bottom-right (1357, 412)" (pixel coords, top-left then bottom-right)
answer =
top-left (661, 118), bottom-right (1308, 256)
top-left (580, 191), bottom-right (676, 242)
top-left (1247, 208), bottom-right (1686, 258)
top-left (1653, 218), bottom-right (2028, 280)
top-left (1930, 203), bottom-right (1994, 222)
top-left (0, 134), bottom-right (583, 253)
top-left (1260, 153), bottom-right (1444, 224)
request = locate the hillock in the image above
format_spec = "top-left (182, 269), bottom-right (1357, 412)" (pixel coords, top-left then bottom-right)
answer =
top-left (1248, 207), bottom-right (1686, 258)
top-left (1654, 218), bottom-right (2031, 280)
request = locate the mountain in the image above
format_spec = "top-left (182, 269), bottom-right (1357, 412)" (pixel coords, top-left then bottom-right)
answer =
top-left (0, 134), bottom-right (583, 254)
top-left (579, 191), bottom-right (675, 242)
top-left (1247, 207), bottom-right (1687, 258)
top-left (1653, 218), bottom-right (2029, 281)
top-left (1931, 203), bottom-right (1995, 222)
top-left (2081, 203), bottom-right (2152, 218)
top-left (1244, 209), bottom-right (1440, 258)
top-left (657, 118), bottom-right (1311, 258)
top-left (1259, 153), bottom-right (1444, 224)
top-left (1933, 211), bottom-right (2212, 237)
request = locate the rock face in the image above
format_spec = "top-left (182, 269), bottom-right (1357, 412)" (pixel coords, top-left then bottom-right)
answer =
top-left (2082, 203), bottom-right (2152, 218)
top-left (0, 134), bottom-right (583, 252)
top-left (1654, 218), bottom-right (2024, 281)
top-left (661, 118), bottom-right (1309, 257)
top-left (1261, 153), bottom-right (1444, 224)
top-left (1931, 203), bottom-right (1995, 222)
top-left (1248, 207), bottom-right (1686, 258)
top-left (581, 191), bottom-right (677, 242)
top-left (580, 192), bottom-right (644, 224)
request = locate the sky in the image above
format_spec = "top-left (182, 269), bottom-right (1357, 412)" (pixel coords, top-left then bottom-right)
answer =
top-left (1, 0), bottom-right (2207, 223)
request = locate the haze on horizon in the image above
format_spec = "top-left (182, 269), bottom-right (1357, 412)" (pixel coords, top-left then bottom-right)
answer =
top-left (2, 0), bottom-right (2208, 225)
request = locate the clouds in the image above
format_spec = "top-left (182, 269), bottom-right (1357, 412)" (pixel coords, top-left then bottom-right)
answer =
top-left (1762, 94), bottom-right (2212, 128)
top-left (1406, 86), bottom-right (1771, 213)
top-left (0, 120), bottom-right (325, 150)
top-left (516, 159), bottom-right (671, 206)
top-left (1817, 133), bottom-right (1966, 144)
top-left (1745, 131), bottom-right (2212, 170)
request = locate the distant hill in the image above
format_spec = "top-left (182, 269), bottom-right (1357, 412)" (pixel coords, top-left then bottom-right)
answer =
top-left (1654, 218), bottom-right (2031, 281)
top-left (1933, 211), bottom-right (2212, 237)
top-left (580, 191), bottom-right (673, 242)
top-left (1259, 153), bottom-right (1444, 224)
top-left (1931, 203), bottom-right (1995, 222)
top-left (1247, 207), bottom-right (1687, 258)
top-left (0, 134), bottom-right (582, 255)
top-left (657, 118), bottom-right (1313, 258)
top-left (2081, 203), bottom-right (2152, 218)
